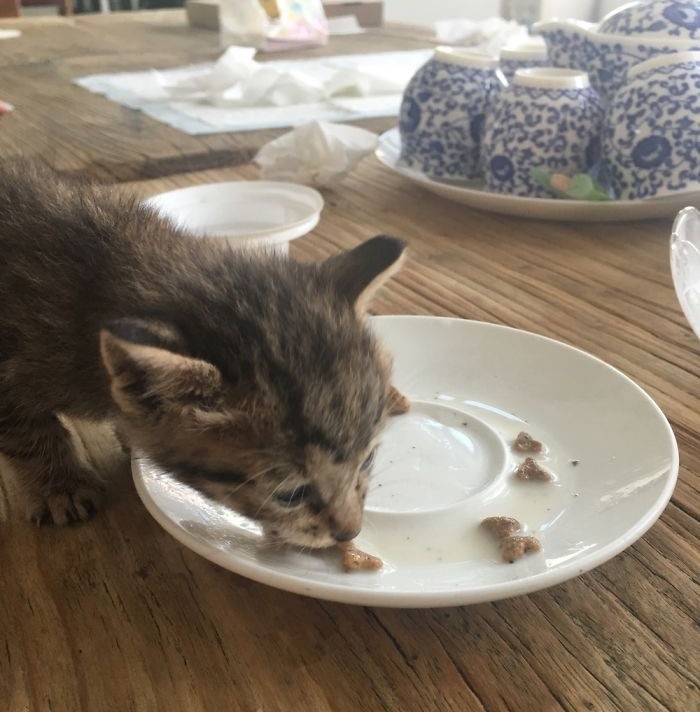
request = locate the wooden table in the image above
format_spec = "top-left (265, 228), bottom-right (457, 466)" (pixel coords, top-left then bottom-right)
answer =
top-left (0, 11), bottom-right (433, 180)
top-left (1, 12), bottom-right (698, 712)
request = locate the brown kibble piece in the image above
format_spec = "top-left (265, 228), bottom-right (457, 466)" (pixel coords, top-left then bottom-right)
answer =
top-left (514, 457), bottom-right (553, 481)
top-left (387, 385), bottom-right (411, 416)
top-left (512, 431), bottom-right (543, 454)
top-left (340, 544), bottom-right (383, 572)
top-left (500, 535), bottom-right (542, 563)
top-left (481, 516), bottom-right (521, 539)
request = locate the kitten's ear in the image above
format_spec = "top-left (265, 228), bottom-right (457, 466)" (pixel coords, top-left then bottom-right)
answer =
top-left (100, 320), bottom-right (222, 418)
top-left (324, 236), bottom-right (406, 314)
top-left (102, 317), bottom-right (186, 353)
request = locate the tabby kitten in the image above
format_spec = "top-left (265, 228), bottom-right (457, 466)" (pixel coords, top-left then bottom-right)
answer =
top-left (0, 161), bottom-right (406, 548)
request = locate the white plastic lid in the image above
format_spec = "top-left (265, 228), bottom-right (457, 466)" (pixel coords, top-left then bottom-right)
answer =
top-left (145, 181), bottom-right (324, 247)
top-left (514, 67), bottom-right (590, 89)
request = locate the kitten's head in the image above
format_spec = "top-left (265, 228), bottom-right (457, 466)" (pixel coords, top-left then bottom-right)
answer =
top-left (100, 236), bottom-right (405, 548)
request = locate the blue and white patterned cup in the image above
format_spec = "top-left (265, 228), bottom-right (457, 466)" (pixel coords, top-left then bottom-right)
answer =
top-left (499, 39), bottom-right (549, 83)
top-left (482, 68), bottom-right (604, 197)
top-left (398, 48), bottom-right (506, 181)
top-left (603, 50), bottom-right (700, 200)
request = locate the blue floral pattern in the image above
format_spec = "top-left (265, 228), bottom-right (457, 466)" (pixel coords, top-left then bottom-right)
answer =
top-left (537, 26), bottom-right (698, 102)
top-left (500, 56), bottom-right (549, 83)
top-left (599, 1), bottom-right (700, 40)
top-left (399, 58), bottom-right (505, 180)
top-left (603, 57), bottom-right (700, 199)
top-left (482, 84), bottom-right (604, 197)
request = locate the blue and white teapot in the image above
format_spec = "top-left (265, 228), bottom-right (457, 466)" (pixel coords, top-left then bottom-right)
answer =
top-left (534, 0), bottom-right (700, 101)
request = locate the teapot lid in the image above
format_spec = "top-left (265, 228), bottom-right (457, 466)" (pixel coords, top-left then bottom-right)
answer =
top-left (598, 1), bottom-right (700, 40)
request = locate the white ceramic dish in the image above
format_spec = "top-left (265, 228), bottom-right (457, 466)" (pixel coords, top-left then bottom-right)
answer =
top-left (132, 316), bottom-right (678, 608)
top-left (376, 128), bottom-right (700, 222)
top-left (145, 181), bottom-right (324, 254)
top-left (670, 206), bottom-right (700, 337)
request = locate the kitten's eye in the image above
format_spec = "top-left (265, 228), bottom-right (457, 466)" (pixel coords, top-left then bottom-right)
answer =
top-left (275, 485), bottom-right (308, 508)
top-left (361, 448), bottom-right (377, 472)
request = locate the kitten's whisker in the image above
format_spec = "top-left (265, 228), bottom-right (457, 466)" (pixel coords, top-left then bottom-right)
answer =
top-left (226, 463), bottom-right (280, 495)
top-left (253, 473), bottom-right (293, 519)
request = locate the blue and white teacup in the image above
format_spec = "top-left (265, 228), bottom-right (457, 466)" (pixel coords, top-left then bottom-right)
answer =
top-left (482, 67), bottom-right (604, 197)
top-left (603, 50), bottom-right (700, 200)
top-left (499, 39), bottom-right (549, 83)
top-left (399, 48), bottom-right (506, 181)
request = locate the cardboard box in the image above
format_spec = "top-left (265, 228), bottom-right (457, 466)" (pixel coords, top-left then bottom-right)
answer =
top-left (185, 0), bottom-right (383, 32)
top-left (185, 0), bottom-right (220, 31)
top-left (322, 1), bottom-right (383, 27)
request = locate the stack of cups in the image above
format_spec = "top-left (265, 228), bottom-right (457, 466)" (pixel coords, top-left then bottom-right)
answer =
top-left (481, 68), bottom-right (604, 197)
top-left (398, 45), bottom-right (605, 199)
top-left (398, 48), bottom-right (507, 181)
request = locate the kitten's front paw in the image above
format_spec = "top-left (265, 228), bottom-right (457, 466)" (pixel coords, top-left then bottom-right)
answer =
top-left (24, 472), bottom-right (105, 526)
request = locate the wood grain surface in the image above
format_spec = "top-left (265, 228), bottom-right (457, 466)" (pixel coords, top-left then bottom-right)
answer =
top-left (1, 157), bottom-right (698, 711)
top-left (0, 12), bottom-right (698, 712)
top-left (0, 11), bottom-right (434, 180)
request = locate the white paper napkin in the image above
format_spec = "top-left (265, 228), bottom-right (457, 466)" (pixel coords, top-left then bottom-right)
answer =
top-left (75, 49), bottom-right (432, 135)
top-left (434, 17), bottom-right (528, 54)
top-left (158, 46), bottom-right (413, 108)
top-left (254, 121), bottom-right (378, 186)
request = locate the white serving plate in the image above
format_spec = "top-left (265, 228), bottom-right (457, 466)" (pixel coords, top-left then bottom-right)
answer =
top-left (376, 128), bottom-right (700, 222)
top-left (145, 181), bottom-right (324, 254)
top-left (132, 316), bottom-right (678, 608)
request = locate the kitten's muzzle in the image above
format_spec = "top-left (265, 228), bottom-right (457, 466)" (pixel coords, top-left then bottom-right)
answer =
top-left (333, 527), bottom-right (360, 543)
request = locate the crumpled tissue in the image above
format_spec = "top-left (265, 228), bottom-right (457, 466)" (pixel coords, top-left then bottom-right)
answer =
top-left (157, 46), bottom-right (409, 108)
top-left (434, 17), bottom-right (528, 54)
top-left (254, 121), bottom-right (378, 186)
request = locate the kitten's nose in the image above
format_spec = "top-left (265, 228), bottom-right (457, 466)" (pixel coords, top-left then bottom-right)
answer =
top-left (333, 528), bottom-right (360, 543)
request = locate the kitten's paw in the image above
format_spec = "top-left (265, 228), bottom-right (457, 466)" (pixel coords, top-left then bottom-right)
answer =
top-left (24, 475), bottom-right (105, 526)
top-left (387, 386), bottom-right (410, 416)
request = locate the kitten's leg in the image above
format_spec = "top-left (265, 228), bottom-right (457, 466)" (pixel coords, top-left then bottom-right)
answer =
top-left (113, 422), bottom-right (131, 456)
top-left (387, 385), bottom-right (410, 416)
top-left (0, 407), bottom-right (104, 525)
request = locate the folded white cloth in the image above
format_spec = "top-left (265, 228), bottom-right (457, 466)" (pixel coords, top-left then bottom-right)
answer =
top-left (254, 121), bottom-right (378, 186)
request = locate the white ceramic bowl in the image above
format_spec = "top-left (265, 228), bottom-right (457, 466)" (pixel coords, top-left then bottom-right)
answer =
top-left (145, 181), bottom-right (324, 255)
top-left (670, 206), bottom-right (700, 337)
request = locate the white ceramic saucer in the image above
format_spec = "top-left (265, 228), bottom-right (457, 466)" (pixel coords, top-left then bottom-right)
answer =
top-left (376, 128), bottom-right (700, 222)
top-left (145, 181), bottom-right (324, 253)
top-left (132, 316), bottom-right (678, 608)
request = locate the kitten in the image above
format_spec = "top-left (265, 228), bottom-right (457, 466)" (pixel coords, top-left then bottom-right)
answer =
top-left (0, 160), bottom-right (406, 549)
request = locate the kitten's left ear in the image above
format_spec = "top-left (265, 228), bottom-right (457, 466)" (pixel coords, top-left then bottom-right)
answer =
top-left (324, 235), bottom-right (406, 315)
top-left (100, 320), bottom-right (222, 419)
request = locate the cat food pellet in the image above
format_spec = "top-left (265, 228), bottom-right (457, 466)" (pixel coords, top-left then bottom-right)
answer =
top-left (339, 543), bottom-right (383, 572)
top-left (501, 535), bottom-right (542, 563)
top-left (512, 431), bottom-right (543, 454)
top-left (570, 459), bottom-right (580, 466)
top-left (514, 457), bottom-right (553, 481)
top-left (480, 516), bottom-right (521, 539)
